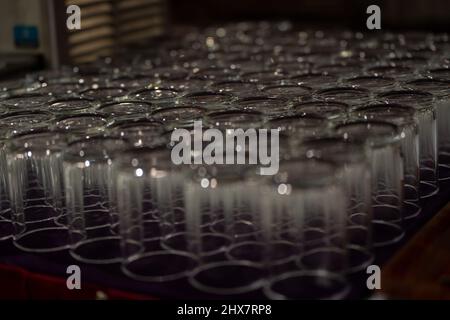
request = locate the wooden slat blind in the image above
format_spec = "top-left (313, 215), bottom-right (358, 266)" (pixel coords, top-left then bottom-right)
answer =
top-left (64, 0), bottom-right (167, 63)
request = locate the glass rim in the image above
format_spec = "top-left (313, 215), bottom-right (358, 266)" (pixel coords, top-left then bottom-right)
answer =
top-left (161, 232), bottom-right (233, 257)
top-left (70, 235), bottom-right (123, 264)
top-left (188, 260), bottom-right (265, 295)
top-left (0, 110), bottom-right (54, 121)
top-left (263, 269), bottom-right (350, 300)
top-left (378, 89), bottom-right (434, 106)
top-left (122, 250), bottom-right (199, 283)
top-left (316, 86), bottom-right (371, 96)
top-left (225, 240), bottom-right (298, 266)
top-left (150, 105), bottom-right (207, 122)
top-left (13, 226), bottom-right (70, 253)
top-left (97, 100), bottom-right (153, 111)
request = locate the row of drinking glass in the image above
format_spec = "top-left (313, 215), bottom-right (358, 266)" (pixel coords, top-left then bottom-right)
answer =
top-left (0, 24), bottom-right (448, 298)
top-left (1, 64), bottom-right (449, 105)
top-left (0, 95), bottom-right (449, 298)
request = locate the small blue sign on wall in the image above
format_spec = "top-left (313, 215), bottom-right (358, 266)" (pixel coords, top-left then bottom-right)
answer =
top-left (14, 25), bottom-right (39, 48)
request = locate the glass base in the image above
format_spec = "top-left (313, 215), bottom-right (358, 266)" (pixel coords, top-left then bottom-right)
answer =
top-left (161, 232), bottom-right (232, 257)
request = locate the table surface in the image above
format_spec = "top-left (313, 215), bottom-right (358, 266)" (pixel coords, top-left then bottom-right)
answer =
top-left (382, 201), bottom-right (450, 299)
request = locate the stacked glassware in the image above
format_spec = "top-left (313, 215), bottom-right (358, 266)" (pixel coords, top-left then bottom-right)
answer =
top-left (0, 21), bottom-right (449, 299)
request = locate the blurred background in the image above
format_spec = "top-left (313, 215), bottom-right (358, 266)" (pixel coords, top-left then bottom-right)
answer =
top-left (0, 0), bottom-right (448, 77)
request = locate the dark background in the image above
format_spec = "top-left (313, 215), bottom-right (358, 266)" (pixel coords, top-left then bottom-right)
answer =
top-left (168, 0), bottom-right (450, 31)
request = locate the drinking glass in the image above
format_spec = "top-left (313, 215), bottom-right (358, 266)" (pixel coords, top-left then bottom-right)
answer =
top-left (6, 130), bottom-right (70, 252)
top-left (116, 147), bottom-right (200, 282)
top-left (335, 121), bottom-right (405, 247)
top-left (379, 90), bottom-right (438, 198)
top-left (296, 137), bottom-right (374, 273)
top-left (63, 136), bottom-right (130, 263)
top-left (405, 79), bottom-right (450, 181)
top-left (353, 104), bottom-right (421, 220)
top-left (261, 158), bottom-right (350, 299)
top-left (184, 164), bottom-right (269, 294)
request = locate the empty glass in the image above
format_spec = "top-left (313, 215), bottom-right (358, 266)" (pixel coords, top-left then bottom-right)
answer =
top-left (379, 90), bottom-right (438, 198)
top-left (63, 136), bottom-right (130, 263)
top-left (261, 158), bottom-right (350, 299)
top-left (335, 121), bottom-right (405, 247)
top-left (6, 130), bottom-right (70, 252)
top-left (296, 137), bottom-right (374, 273)
top-left (354, 104), bottom-right (421, 220)
top-left (116, 146), bottom-right (200, 282)
top-left (405, 79), bottom-right (450, 181)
